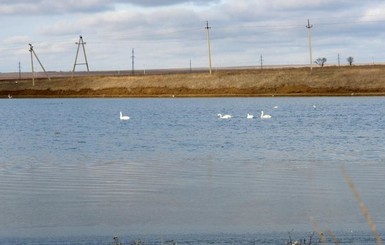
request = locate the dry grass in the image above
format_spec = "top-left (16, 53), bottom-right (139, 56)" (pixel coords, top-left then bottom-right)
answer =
top-left (2, 65), bottom-right (385, 97)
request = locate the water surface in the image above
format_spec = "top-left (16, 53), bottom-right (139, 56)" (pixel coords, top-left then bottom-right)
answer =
top-left (1, 97), bottom-right (384, 244)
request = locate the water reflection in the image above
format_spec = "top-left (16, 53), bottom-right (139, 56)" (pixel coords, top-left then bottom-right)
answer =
top-left (0, 98), bottom-right (385, 242)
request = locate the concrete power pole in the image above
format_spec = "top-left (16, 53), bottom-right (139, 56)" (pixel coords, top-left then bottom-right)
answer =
top-left (205, 21), bottom-right (212, 75)
top-left (18, 61), bottom-right (21, 80)
top-left (29, 43), bottom-right (51, 86)
top-left (338, 53), bottom-right (340, 66)
top-left (306, 19), bottom-right (313, 70)
top-left (131, 48), bottom-right (135, 75)
top-left (30, 46), bottom-right (34, 86)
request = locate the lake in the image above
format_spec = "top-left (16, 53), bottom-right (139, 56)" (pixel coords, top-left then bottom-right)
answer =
top-left (1, 97), bottom-right (384, 244)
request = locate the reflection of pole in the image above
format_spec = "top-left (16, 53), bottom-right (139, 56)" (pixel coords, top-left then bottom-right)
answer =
top-left (205, 21), bottom-right (212, 75)
top-left (306, 19), bottom-right (313, 70)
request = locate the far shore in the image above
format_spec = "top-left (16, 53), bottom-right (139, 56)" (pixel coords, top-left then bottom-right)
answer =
top-left (1, 65), bottom-right (385, 98)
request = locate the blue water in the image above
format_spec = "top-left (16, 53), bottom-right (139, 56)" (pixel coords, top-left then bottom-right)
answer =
top-left (1, 97), bottom-right (385, 244)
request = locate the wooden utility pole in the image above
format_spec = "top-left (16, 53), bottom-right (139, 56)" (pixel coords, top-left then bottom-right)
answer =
top-left (72, 36), bottom-right (89, 76)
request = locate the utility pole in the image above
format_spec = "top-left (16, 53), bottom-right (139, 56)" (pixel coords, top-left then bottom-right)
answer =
top-left (131, 48), bottom-right (135, 75)
top-left (260, 54), bottom-right (263, 69)
top-left (72, 36), bottom-right (89, 76)
top-left (18, 61), bottom-right (21, 80)
top-left (30, 46), bottom-right (34, 86)
top-left (205, 21), bottom-right (212, 75)
top-left (338, 53), bottom-right (340, 66)
top-left (190, 59), bottom-right (192, 73)
top-left (29, 43), bottom-right (51, 86)
top-left (306, 19), bottom-right (313, 70)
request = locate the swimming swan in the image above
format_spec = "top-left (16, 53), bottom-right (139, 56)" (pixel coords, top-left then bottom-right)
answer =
top-left (120, 111), bottom-right (130, 120)
top-left (247, 113), bottom-right (254, 119)
top-left (217, 113), bottom-right (232, 119)
top-left (260, 111), bottom-right (272, 119)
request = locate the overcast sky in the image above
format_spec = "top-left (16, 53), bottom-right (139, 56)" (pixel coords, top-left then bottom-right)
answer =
top-left (1, 0), bottom-right (385, 72)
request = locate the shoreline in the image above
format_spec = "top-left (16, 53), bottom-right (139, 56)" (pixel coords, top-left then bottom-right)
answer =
top-left (1, 65), bottom-right (385, 98)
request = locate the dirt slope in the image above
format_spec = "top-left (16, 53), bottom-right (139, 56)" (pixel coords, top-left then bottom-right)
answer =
top-left (1, 66), bottom-right (385, 98)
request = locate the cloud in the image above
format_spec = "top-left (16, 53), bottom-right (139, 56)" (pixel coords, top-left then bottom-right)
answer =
top-left (0, 0), bottom-right (219, 15)
top-left (361, 3), bottom-right (385, 21)
top-left (3, 35), bottom-right (30, 45)
top-left (1, 0), bottom-right (385, 72)
top-left (0, 0), bottom-right (113, 15)
top-left (120, 0), bottom-right (220, 7)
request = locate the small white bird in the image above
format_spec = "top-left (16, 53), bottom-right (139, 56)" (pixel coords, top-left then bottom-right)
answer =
top-left (8, 94), bottom-right (12, 99)
top-left (120, 111), bottom-right (130, 120)
top-left (247, 113), bottom-right (254, 119)
top-left (217, 113), bottom-right (232, 119)
top-left (273, 105), bottom-right (279, 109)
top-left (260, 111), bottom-right (272, 119)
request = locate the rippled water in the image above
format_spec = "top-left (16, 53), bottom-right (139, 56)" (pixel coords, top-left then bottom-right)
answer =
top-left (1, 97), bottom-right (385, 244)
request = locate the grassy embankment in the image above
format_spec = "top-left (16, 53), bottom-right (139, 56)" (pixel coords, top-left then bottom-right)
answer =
top-left (1, 65), bottom-right (385, 98)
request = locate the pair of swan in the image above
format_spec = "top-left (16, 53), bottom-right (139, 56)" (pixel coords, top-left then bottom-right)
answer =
top-left (218, 111), bottom-right (272, 119)
top-left (217, 113), bottom-right (232, 119)
top-left (248, 111), bottom-right (272, 119)
top-left (260, 111), bottom-right (272, 119)
top-left (120, 111), bottom-right (130, 120)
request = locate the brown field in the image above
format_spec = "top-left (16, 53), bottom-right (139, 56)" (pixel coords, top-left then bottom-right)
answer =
top-left (1, 65), bottom-right (385, 98)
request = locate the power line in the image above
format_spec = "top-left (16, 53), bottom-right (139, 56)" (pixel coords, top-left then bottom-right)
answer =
top-left (1, 17), bottom-right (384, 54)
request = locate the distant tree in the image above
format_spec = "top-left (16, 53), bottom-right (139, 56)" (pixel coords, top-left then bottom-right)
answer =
top-left (347, 56), bottom-right (354, 66)
top-left (314, 57), bottom-right (327, 67)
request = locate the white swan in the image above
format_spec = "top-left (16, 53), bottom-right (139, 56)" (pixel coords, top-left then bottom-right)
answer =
top-left (120, 111), bottom-right (130, 120)
top-left (217, 113), bottom-right (232, 119)
top-left (247, 113), bottom-right (254, 119)
top-left (260, 111), bottom-right (272, 119)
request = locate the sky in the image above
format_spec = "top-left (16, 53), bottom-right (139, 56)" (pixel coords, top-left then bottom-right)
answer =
top-left (1, 0), bottom-right (385, 73)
